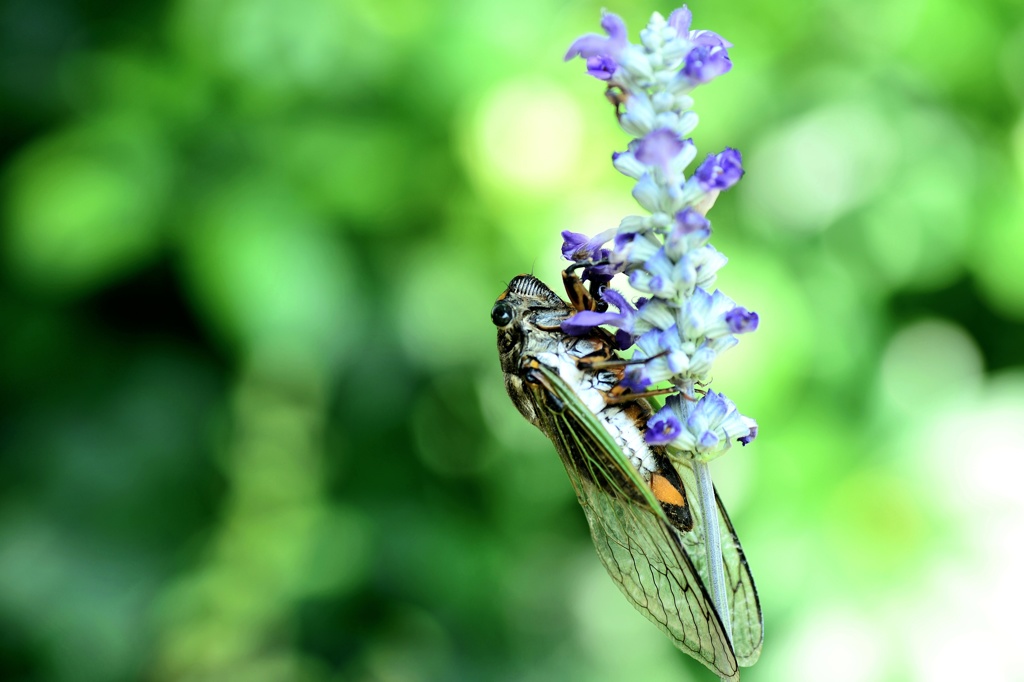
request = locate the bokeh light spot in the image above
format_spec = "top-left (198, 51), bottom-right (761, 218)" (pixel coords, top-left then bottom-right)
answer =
top-left (973, 122), bottom-right (1024, 318)
top-left (770, 607), bottom-right (886, 682)
top-left (745, 102), bottom-right (897, 232)
top-left (171, 0), bottom-right (352, 98)
top-left (395, 245), bottom-right (495, 368)
top-left (861, 109), bottom-right (973, 291)
top-left (461, 77), bottom-right (584, 196)
top-left (180, 179), bottom-right (358, 361)
top-left (879, 318), bottom-right (983, 414)
top-left (5, 119), bottom-right (170, 294)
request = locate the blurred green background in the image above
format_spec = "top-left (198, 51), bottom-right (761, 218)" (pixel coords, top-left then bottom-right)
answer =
top-left (2, 0), bottom-right (1023, 680)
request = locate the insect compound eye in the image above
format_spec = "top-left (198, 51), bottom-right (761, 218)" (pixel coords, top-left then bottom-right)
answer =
top-left (491, 301), bottom-right (514, 327)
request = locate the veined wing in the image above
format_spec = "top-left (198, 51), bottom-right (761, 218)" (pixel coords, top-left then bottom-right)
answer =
top-left (525, 360), bottom-right (740, 680)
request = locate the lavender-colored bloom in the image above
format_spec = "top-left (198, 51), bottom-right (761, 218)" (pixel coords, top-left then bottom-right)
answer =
top-left (677, 287), bottom-right (738, 341)
top-left (610, 230), bottom-right (660, 269)
top-left (618, 90), bottom-right (657, 137)
top-left (633, 296), bottom-right (677, 335)
top-left (561, 228), bottom-right (614, 262)
top-left (725, 307), bottom-right (759, 333)
top-left (612, 230), bottom-right (637, 254)
top-left (623, 327), bottom-right (690, 390)
top-left (682, 44), bottom-right (732, 84)
top-left (648, 391), bottom-right (754, 459)
top-left (645, 403), bottom-right (683, 445)
top-left (613, 329), bottom-right (635, 350)
top-left (561, 231), bottom-right (619, 285)
top-left (631, 173), bottom-right (663, 213)
top-left (621, 365), bottom-right (650, 392)
top-left (561, 230), bottom-right (590, 260)
top-left (698, 430), bottom-right (720, 449)
top-left (634, 128), bottom-right (687, 176)
top-left (682, 288), bottom-right (751, 340)
top-left (581, 261), bottom-right (618, 288)
top-left (629, 248), bottom-right (700, 299)
top-left (585, 55), bottom-right (618, 80)
top-left (673, 207), bottom-right (710, 235)
top-left (686, 344), bottom-right (718, 377)
top-left (664, 208), bottom-right (712, 260)
top-left (686, 245), bottom-right (728, 291)
top-left (612, 148), bottom-right (647, 179)
top-left (617, 214), bottom-right (654, 236)
top-left (561, 288), bottom-right (639, 336)
top-left (690, 29), bottom-right (732, 49)
top-left (667, 5), bottom-right (732, 48)
top-left (695, 148), bottom-right (744, 191)
top-left (564, 4), bottom-right (758, 457)
top-left (565, 11), bottom-right (629, 62)
top-left (666, 5), bottom-right (693, 35)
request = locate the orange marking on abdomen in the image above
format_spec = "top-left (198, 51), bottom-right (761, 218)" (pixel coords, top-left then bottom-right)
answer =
top-left (651, 473), bottom-right (686, 507)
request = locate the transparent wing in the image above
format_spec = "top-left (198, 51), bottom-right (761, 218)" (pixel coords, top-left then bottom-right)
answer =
top-left (528, 363), bottom-right (741, 680)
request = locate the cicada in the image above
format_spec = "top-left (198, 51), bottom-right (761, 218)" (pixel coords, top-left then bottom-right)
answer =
top-left (491, 271), bottom-right (763, 680)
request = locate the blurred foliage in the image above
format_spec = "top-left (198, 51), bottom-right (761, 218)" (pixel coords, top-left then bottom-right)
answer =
top-left (2, 0), bottom-right (1023, 680)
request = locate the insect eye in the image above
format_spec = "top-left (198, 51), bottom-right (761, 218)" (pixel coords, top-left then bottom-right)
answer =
top-left (491, 301), bottom-right (514, 327)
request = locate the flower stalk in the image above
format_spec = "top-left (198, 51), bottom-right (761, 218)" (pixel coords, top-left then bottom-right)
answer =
top-left (563, 4), bottom-right (758, 655)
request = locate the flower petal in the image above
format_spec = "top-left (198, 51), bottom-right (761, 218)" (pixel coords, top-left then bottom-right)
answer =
top-left (695, 148), bottom-right (744, 192)
top-left (667, 5), bottom-right (693, 35)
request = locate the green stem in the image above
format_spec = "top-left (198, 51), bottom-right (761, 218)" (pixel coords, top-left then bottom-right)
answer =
top-left (693, 456), bottom-right (732, 654)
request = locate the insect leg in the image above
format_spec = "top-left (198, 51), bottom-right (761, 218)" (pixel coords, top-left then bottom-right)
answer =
top-left (561, 266), bottom-right (611, 313)
top-left (521, 359), bottom-right (566, 412)
top-left (604, 386), bottom-right (677, 404)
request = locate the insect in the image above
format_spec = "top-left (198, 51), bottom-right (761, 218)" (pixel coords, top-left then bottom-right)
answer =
top-left (491, 270), bottom-right (763, 680)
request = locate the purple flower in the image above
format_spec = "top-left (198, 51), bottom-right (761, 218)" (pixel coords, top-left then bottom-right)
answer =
top-left (725, 307), bottom-right (759, 333)
top-left (695, 148), bottom-right (744, 192)
top-left (560, 228), bottom-right (614, 261)
top-left (611, 147), bottom-right (647, 179)
top-left (621, 365), bottom-right (652, 392)
top-left (686, 245), bottom-right (728, 291)
top-left (563, 5), bottom-right (759, 460)
top-left (681, 44), bottom-right (732, 84)
top-left (667, 5), bottom-right (693, 35)
top-left (684, 390), bottom-right (755, 457)
top-left (565, 11), bottom-right (628, 63)
top-left (634, 129), bottom-right (689, 176)
top-left (645, 404), bottom-right (683, 445)
top-left (690, 29), bottom-right (732, 49)
top-left (581, 262), bottom-right (618, 289)
top-left (622, 327), bottom-right (691, 390)
top-left (610, 230), bottom-right (661, 271)
top-left (641, 391), bottom-right (736, 455)
top-left (560, 288), bottom-right (639, 336)
top-left (664, 207), bottom-right (712, 259)
top-left (614, 329), bottom-right (635, 350)
top-left (561, 230), bottom-right (590, 260)
top-left (561, 229), bottom-right (619, 286)
top-left (668, 5), bottom-right (732, 48)
top-left (629, 249), bottom-right (702, 299)
top-left (673, 207), bottom-right (710, 235)
top-left (585, 55), bottom-right (618, 81)
top-left (642, 390), bottom-right (755, 457)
